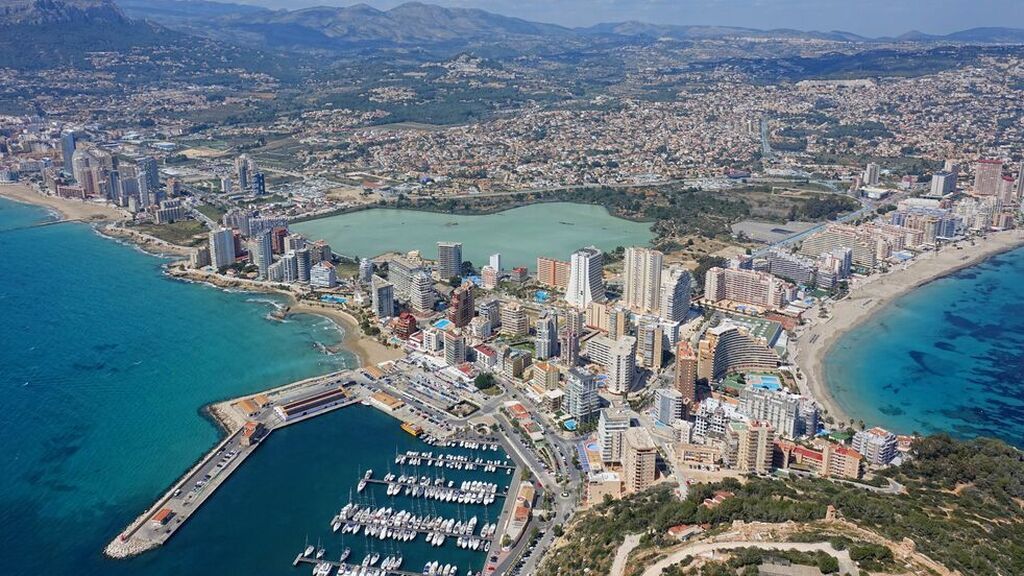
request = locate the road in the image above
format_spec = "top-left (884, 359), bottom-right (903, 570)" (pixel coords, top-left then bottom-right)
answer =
top-left (640, 541), bottom-right (857, 576)
top-left (609, 534), bottom-right (643, 576)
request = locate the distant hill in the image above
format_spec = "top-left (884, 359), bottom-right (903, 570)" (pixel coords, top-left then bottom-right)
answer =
top-left (114, 0), bottom-right (1024, 51)
top-left (0, 0), bottom-right (130, 24)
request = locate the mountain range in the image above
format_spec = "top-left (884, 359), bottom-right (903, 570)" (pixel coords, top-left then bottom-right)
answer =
top-left (2, 0), bottom-right (1023, 70)
top-left (108, 0), bottom-right (1024, 48)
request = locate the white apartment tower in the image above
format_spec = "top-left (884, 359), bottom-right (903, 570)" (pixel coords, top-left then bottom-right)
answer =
top-left (659, 266), bottom-right (692, 322)
top-left (209, 227), bottom-right (236, 269)
top-left (566, 246), bottom-right (604, 308)
top-left (622, 246), bottom-right (663, 313)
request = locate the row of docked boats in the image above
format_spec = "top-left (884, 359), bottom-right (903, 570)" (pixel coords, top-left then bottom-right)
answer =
top-left (421, 437), bottom-right (501, 452)
top-left (395, 451), bottom-right (510, 474)
top-left (330, 503), bottom-right (497, 543)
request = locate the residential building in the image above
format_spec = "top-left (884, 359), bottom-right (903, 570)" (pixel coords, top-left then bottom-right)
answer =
top-left (559, 330), bottom-right (580, 367)
top-left (635, 317), bottom-right (663, 371)
top-left (863, 162), bottom-right (880, 186)
top-left (622, 428), bottom-right (657, 493)
top-left (409, 271), bottom-right (436, 313)
top-left (586, 334), bottom-right (637, 394)
top-left (310, 261), bottom-right (338, 288)
top-left (622, 246), bottom-right (663, 313)
top-left (388, 256), bottom-right (422, 300)
top-left (481, 265), bottom-right (498, 289)
top-left (500, 302), bottom-right (529, 338)
top-left (704, 267), bottom-right (796, 310)
top-left (852, 427), bottom-right (897, 466)
top-left (359, 258), bottom-right (374, 283)
top-left (973, 159), bottom-right (1003, 196)
top-left (371, 276), bottom-right (396, 318)
top-left (209, 227), bottom-right (236, 269)
top-left (566, 246), bottom-right (604, 308)
top-left (534, 312), bottom-right (559, 360)
top-left (248, 230), bottom-right (273, 279)
top-left (738, 386), bottom-right (818, 439)
top-left (294, 247), bottom-right (312, 283)
top-left (597, 408), bottom-right (631, 463)
top-left (437, 241), bottom-right (463, 280)
top-left (531, 361), bottom-right (560, 390)
top-left (489, 253), bottom-right (502, 272)
top-left (725, 421), bottom-right (773, 474)
top-left (447, 282), bottom-right (474, 327)
top-left (696, 323), bottom-right (780, 381)
top-left (655, 388), bottom-right (684, 426)
top-left (443, 330), bottom-right (467, 366)
top-left (537, 256), bottom-right (570, 289)
top-left (564, 368), bottom-right (598, 421)
top-left (659, 266), bottom-right (692, 322)
top-left (674, 341), bottom-right (698, 403)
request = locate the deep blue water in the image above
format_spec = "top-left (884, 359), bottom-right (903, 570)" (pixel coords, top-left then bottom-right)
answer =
top-left (825, 246), bottom-right (1024, 446)
top-left (0, 197), bottom-right (504, 576)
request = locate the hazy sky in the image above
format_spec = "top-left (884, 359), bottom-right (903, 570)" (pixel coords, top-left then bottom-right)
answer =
top-left (240, 0), bottom-right (1024, 37)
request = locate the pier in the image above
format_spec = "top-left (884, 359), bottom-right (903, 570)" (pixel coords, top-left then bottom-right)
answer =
top-left (105, 370), bottom-right (374, 558)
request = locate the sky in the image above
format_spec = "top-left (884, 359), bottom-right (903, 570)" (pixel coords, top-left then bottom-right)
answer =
top-left (239, 0), bottom-right (1024, 37)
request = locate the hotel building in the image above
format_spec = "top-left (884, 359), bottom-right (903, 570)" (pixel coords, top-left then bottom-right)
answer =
top-left (622, 428), bottom-right (657, 493)
top-left (697, 323), bottom-right (780, 381)
top-left (536, 256), bottom-right (570, 289)
top-left (436, 242), bottom-right (463, 279)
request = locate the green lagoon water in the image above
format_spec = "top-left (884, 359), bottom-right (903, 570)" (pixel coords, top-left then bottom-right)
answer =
top-left (292, 203), bottom-right (654, 269)
top-left (0, 197), bottom-right (505, 576)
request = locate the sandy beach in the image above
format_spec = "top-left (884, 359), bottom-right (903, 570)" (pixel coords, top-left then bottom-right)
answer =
top-left (287, 300), bottom-right (405, 367)
top-left (0, 182), bottom-right (124, 222)
top-left (792, 229), bottom-right (1024, 425)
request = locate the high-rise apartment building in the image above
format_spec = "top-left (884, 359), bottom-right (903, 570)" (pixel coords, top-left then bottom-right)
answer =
top-left (674, 341), bottom-right (698, 402)
top-left (597, 408), bottom-right (631, 463)
top-left (621, 428), bottom-right (657, 493)
top-left (973, 159), bottom-right (1003, 196)
top-left (60, 130), bottom-right (76, 175)
top-left (559, 330), bottom-right (580, 367)
top-left (489, 253), bottom-right (502, 272)
top-left (248, 230), bottom-right (273, 279)
top-left (622, 246), bottom-right (663, 313)
top-left (726, 421), bottom-right (774, 474)
top-left (437, 242), bottom-right (463, 280)
top-left (409, 271), bottom-right (436, 314)
top-left (852, 427), bottom-right (897, 466)
top-left (536, 256), bottom-right (570, 289)
top-left (704, 267), bottom-right (796, 310)
top-left (500, 302), bottom-right (529, 338)
top-left (371, 276), bottom-right (396, 318)
top-left (235, 154), bottom-right (252, 191)
top-left (930, 171), bottom-right (957, 196)
top-left (388, 256), bottom-right (421, 301)
top-left (209, 227), bottom-right (236, 269)
top-left (447, 282), bottom-right (475, 327)
top-left (534, 312), bottom-right (559, 360)
top-left (659, 266), bottom-right (691, 322)
top-left (359, 258), bottom-right (374, 283)
top-left (635, 317), bottom-right (663, 371)
top-left (863, 162), bottom-right (880, 186)
top-left (566, 247), bottom-right (604, 308)
top-left (655, 387), bottom-right (684, 426)
top-left (294, 247), bottom-right (312, 283)
top-left (564, 368), bottom-right (598, 421)
top-left (443, 329), bottom-right (467, 366)
top-left (310, 261), bottom-right (337, 288)
top-left (586, 334), bottom-right (637, 394)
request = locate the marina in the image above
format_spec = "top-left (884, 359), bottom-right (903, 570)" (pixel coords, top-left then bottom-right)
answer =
top-left (394, 451), bottom-right (516, 472)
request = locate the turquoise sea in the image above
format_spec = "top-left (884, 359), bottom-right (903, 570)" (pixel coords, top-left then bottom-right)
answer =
top-left (0, 197), bottom-right (505, 576)
top-left (825, 246), bottom-right (1024, 447)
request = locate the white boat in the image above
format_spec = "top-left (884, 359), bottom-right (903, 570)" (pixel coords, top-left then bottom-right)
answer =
top-left (304, 544), bottom-right (316, 557)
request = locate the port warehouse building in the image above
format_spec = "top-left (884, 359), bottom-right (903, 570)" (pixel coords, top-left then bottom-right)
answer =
top-left (274, 387), bottom-right (350, 421)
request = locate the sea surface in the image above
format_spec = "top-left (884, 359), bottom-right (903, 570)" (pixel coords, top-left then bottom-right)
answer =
top-left (292, 202), bottom-right (654, 270)
top-left (825, 246), bottom-right (1024, 447)
top-left (0, 197), bottom-right (506, 576)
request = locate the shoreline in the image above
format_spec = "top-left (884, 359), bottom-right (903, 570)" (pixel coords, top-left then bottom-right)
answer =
top-left (0, 181), bottom-right (124, 222)
top-left (792, 229), bottom-right (1024, 426)
top-left (164, 265), bottom-right (403, 369)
